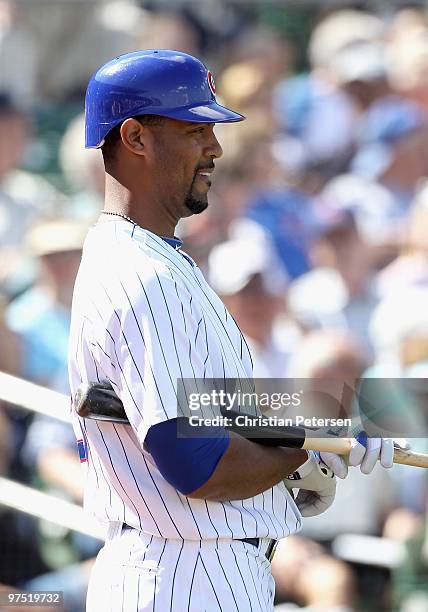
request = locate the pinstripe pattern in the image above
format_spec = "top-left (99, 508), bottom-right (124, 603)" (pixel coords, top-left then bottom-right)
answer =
top-left (86, 528), bottom-right (276, 611)
top-left (69, 219), bottom-right (301, 610)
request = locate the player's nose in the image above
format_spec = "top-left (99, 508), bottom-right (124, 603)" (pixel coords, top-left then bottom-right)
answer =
top-left (204, 130), bottom-right (223, 159)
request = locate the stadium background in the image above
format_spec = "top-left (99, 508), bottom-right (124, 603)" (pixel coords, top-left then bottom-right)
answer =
top-left (1, 0), bottom-right (428, 610)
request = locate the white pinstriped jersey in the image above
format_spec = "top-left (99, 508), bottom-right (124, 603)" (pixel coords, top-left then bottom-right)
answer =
top-left (68, 218), bottom-right (302, 540)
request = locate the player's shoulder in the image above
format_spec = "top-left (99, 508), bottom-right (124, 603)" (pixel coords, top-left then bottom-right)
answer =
top-left (79, 220), bottom-right (192, 301)
top-left (83, 221), bottom-right (176, 275)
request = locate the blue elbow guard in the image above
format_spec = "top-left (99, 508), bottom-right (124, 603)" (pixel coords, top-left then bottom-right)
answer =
top-left (145, 418), bottom-right (230, 495)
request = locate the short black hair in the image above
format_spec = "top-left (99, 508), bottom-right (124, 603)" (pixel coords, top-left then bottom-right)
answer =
top-left (101, 114), bottom-right (164, 166)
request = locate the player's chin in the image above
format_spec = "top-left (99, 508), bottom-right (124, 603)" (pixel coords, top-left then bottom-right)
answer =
top-left (184, 193), bottom-right (209, 216)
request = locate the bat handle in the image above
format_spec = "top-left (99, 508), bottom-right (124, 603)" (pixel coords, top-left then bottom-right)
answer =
top-left (302, 437), bottom-right (353, 454)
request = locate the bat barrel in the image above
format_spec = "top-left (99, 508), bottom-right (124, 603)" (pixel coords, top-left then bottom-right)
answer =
top-left (393, 448), bottom-right (428, 468)
top-left (302, 437), bottom-right (428, 468)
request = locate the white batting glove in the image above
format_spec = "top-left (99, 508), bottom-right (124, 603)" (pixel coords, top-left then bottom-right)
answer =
top-left (318, 451), bottom-right (348, 479)
top-left (284, 451), bottom-right (336, 517)
top-left (320, 432), bottom-right (395, 479)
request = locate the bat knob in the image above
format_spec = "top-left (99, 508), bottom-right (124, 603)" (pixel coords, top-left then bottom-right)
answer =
top-left (74, 383), bottom-right (92, 417)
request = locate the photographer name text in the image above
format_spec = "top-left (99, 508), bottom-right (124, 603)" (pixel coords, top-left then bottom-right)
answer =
top-left (188, 415), bottom-right (352, 428)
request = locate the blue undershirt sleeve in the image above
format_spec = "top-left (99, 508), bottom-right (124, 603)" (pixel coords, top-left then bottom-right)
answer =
top-left (144, 418), bottom-right (230, 495)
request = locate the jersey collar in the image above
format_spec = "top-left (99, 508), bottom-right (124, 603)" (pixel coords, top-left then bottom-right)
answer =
top-left (161, 236), bottom-right (183, 250)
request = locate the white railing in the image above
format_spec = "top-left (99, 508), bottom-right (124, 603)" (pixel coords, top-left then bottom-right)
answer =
top-left (0, 371), bottom-right (105, 540)
top-left (0, 477), bottom-right (106, 540)
top-left (0, 372), bottom-right (69, 422)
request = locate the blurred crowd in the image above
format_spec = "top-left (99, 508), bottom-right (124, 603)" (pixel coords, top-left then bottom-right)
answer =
top-left (1, 1), bottom-right (428, 611)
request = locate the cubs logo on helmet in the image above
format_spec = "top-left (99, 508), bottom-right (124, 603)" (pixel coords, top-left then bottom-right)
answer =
top-left (207, 71), bottom-right (216, 95)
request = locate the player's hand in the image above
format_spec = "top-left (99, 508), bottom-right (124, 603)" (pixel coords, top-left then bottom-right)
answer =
top-left (283, 451), bottom-right (336, 517)
top-left (320, 434), bottom-right (395, 479)
top-left (292, 487), bottom-right (336, 518)
top-left (349, 433), bottom-right (394, 473)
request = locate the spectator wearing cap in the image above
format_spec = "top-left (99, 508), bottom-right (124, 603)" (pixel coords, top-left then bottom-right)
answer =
top-left (351, 96), bottom-right (428, 220)
top-left (208, 228), bottom-right (299, 378)
top-left (351, 95), bottom-right (428, 183)
top-left (272, 10), bottom-right (383, 176)
top-left (319, 95), bottom-right (428, 266)
top-left (273, 73), bottom-right (354, 177)
top-left (331, 41), bottom-right (390, 113)
top-left (6, 219), bottom-right (88, 387)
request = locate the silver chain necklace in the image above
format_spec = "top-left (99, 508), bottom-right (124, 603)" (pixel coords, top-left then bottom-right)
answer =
top-left (100, 210), bottom-right (138, 226)
top-left (100, 210), bottom-right (182, 250)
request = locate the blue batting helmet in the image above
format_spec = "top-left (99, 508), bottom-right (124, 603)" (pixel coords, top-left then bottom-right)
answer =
top-left (85, 49), bottom-right (245, 148)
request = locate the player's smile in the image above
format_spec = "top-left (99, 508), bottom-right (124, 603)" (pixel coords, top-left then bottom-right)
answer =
top-left (195, 165), bottom-right (214, 187)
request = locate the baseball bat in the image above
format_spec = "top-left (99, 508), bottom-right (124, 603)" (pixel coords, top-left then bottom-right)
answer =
top-left (73, 381), bottom-right (428, 468)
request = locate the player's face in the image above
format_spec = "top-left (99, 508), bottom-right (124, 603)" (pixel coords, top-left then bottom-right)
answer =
top-left (153, 119), bottom-right (223, 217)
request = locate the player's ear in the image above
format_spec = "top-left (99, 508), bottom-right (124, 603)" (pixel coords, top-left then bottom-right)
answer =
top-left (119, 118), bottom-right (147, 156)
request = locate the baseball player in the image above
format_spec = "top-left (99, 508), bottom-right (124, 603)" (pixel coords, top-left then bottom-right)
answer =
top-left (68, 50), bottom-right (394, 612)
